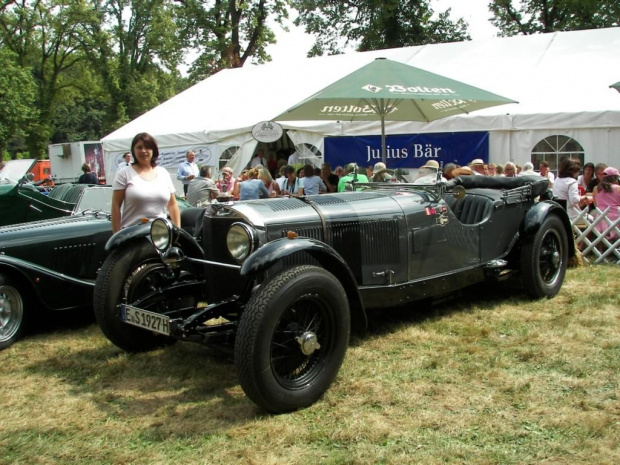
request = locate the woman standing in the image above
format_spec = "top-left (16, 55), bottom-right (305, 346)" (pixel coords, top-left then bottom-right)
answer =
top-left (111, 133), bottom-right (180, 233)
top-left (593, 166), bottom-right (620, 239)
top-left (298, 163), bottom-right (326, 196)
top-left (552, 158), bottom-right (588, 221)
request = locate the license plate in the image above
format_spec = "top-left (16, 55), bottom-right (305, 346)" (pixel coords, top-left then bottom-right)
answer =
top-left (122, 305), bottom-right (171, 336)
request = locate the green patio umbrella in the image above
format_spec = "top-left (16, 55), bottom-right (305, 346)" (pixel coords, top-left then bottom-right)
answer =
top-left (611, 81), bottom-right (620, 92)
top-left (274, 57), bottom-right (517, 163)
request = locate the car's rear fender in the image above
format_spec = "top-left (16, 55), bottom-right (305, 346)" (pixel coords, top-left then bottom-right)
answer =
top-left (0, 258), bottom-right (94, 311)
top-left (240, 237), bottom-right (367, 329)
top-left (522, 200), bottom-right (575, 257)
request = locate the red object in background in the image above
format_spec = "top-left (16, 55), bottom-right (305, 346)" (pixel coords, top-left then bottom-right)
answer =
top-left (30, 160), bottom-right (55, 187)
top-left (578, 185), bottom-right (586, 195)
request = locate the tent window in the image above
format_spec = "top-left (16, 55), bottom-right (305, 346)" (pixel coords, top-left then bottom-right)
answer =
top-left (220, 146), bottom-right (240, 170)
top-left (294, 143), bottom-right (322, 165)
top-left (531, 135), bottom-right (584, 174)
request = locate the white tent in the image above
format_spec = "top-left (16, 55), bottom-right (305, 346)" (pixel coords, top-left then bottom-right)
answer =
top-left (102, 27), bottom-right (620, 182)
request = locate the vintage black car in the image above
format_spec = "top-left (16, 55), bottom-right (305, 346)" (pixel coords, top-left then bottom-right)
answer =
top-left (0, 159), bottom-right (99, 227)
top-left (0, 186), bottom-right (115, 350)
top-left (94, 175), bottom-right (574, 413)
top-left (0, 187), bottom-right (195, 350)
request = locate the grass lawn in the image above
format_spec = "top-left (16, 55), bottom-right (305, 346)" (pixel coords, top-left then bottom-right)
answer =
top-left (1, 265), bottom-right (619, 464)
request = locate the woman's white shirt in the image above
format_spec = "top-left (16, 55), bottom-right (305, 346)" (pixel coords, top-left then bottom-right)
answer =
top-left (552, 176), bottom-right (581, 220)
top-left (113, 165), bottom-right (176, 229)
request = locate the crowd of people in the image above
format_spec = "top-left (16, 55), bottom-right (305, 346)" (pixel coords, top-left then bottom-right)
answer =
top-left (110, 135), bottom-right (619, 243)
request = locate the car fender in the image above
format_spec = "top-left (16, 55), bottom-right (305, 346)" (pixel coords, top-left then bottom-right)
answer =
top-left (240, 237), bottom-right (367, 329)
top-left (522, 200), bottom-right (575, 257)
top-left (0, 255), bottom-right (95, 311)
top-left (104, 222), bottom-right (152, 252)
top-left (105, 221), bottom-right (204, 258)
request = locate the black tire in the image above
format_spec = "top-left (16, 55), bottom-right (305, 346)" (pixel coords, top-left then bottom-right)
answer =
top-left (94, 240), bottom-right (177, 352)
top-left (521, 214), bottom-right (568, 298)
top-left (235, 265), bottom-right (350, 413)
top-left (0, 274), bottom-right (28, 350)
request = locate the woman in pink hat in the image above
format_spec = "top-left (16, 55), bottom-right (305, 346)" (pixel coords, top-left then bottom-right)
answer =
top-left (593, 166), bottom-right (620, 239)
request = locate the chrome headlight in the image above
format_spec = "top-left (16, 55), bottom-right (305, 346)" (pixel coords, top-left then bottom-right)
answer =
top-left (227, 223), bottom-right (256, 262)
top-left (150, 218), bottom-right (173, 251)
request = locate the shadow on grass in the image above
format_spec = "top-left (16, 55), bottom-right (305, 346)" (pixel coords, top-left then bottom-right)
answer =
top-left (20, 278), bottom-right (536, 432)
top-left (29, 306), bottom-right (97, 336)
top-left (23, 329), bottom-right (263, 435)
top-left (355, 279), bottom-right (533, 345)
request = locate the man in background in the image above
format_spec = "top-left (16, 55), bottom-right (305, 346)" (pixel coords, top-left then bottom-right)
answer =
top-left (187, 166), bottom-right (219, 206)
top-left (118, 152), bottom-right (132, 167)
top-left (177, 150), bottom-right (199, 196)
top-left (320, 163), bottom-right (339, 192)
top-left (539, 160), bottom-right (555, 185)
top-left (338, 163), bottom-right (369, 192)
top-left (250, 148), bottom-right (268, 168)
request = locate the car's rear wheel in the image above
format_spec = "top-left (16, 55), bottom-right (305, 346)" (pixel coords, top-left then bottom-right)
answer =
top-left (521, 214), bottom-right (568, 298)
top-left (0, 274), bottom-right (28, 350)
top-left (94, 240), bottom-right (177, 352)
top-left (235, 265), bottom-right (350, 413)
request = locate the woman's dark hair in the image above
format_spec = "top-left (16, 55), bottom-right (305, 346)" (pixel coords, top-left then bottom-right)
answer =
top-left (583, 162), bottom-right (595, 172)
top-left (303, 163), bottom-right (315, 178)
top-left (131, 132), bottom-right (159, 167)
top-left (558, 158), bottom-right (580, 178)
top-left (599, 175), bottom-right (618, 193)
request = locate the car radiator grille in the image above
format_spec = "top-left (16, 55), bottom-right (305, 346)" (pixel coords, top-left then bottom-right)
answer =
top-left (276, 219), bottom-right (399, 283)
top-left (330, 219), bottom-right (400, 269)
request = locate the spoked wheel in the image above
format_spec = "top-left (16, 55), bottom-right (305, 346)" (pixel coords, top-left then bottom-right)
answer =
top-left (0, 275), bottom-right (27, 350)
top-left (94, 240), bottom-right (179, 352)
top-left (235, 265), bottom-right (350, 413)
top-left (521, 215), bottom-right (568, 298)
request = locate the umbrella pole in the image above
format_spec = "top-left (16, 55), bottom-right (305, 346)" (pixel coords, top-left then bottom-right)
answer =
top-left (381, 116), bottom-right (386, 164)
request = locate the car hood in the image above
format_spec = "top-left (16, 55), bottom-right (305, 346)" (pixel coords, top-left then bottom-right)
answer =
top-left (0, 183), bottom-right (16, 195)
top-left (227, 191), bottom-right (419, 230)
top-left (0, 213), bottom-right (111, 250)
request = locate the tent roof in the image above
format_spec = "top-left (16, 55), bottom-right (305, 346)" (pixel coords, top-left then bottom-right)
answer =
top-left (102, 27), bottom-right (620, 152)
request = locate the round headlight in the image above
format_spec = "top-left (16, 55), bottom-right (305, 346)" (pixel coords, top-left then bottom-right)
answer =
top-left (151, 218), bottom-right (172, 251)
top-left (227, 223), bottom-right (255, 262)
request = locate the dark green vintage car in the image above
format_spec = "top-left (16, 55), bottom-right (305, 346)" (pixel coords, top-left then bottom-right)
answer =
top-left (0, 159), bottom-right (100, 227)
top-left (93, 174), bottom-right (575, 413)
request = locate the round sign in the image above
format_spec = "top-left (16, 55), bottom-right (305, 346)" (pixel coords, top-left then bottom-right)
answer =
top-left (252, 121), bottom-right (284, 143)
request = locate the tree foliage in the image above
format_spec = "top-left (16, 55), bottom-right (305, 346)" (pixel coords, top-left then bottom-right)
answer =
top-left (490, 0), bottom-right (620, 36)
top-left (175, 0), bottom-right (290, 83)
top-left (291, 0), bottom-right (470, 55)
top-left (0, 47), bottom-right (38, 157)
top-left (0, 0), bottom-right (288, 154)
top-left (0, 0), bottom-right (98, 155)
top-left (1, 0), bottom-right (617, 159)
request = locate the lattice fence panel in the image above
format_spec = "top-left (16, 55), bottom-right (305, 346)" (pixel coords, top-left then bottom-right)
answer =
top-left (572, 207), bottom-right (620, 264)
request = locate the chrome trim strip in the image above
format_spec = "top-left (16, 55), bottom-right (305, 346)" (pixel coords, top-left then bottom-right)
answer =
top-left (185, 256), bottom-right (242, 270)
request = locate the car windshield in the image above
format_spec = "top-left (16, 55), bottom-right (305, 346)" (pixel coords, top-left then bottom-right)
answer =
top-left (75, 186), bottom-right (113, 213)
top-left (0, 159), bottom-right (35, 184)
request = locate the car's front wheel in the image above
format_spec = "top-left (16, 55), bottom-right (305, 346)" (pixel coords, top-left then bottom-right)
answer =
top-left (521, 214), bottom-right (568, 298)
top-left (94, 239), bottom-right (177, 352)
top-left (235, 265), bottom-right (350, 413)
top-left (0, 274), bottom-right (28, 350)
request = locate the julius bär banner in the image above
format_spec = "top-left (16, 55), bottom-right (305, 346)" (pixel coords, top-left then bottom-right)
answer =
top-left (324, 131), bottom-right (489, 169)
